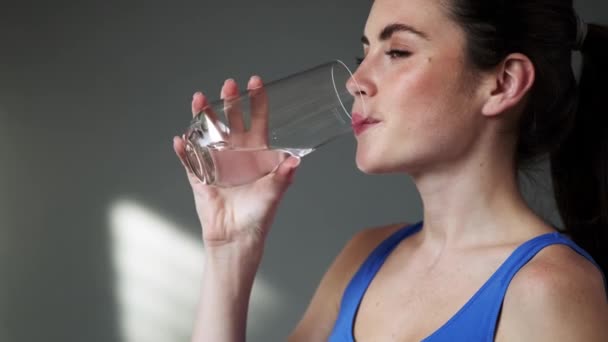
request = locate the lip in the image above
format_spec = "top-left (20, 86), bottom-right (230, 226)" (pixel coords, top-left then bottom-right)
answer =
top-left (351, 112), bottom-right (381, 136)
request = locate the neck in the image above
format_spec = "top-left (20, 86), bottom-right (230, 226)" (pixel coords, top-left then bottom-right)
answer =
top-left (411, 139), bottom-right (550, 250)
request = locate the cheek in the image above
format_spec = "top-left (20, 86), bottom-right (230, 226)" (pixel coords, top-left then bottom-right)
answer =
top-left (380, 60), bottom-right (479, 161)
top-left (387, 61), bottom-right (466, 131)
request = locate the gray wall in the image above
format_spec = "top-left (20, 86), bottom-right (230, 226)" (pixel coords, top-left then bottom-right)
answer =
top-left (0, 1), bottom-right (605, 341)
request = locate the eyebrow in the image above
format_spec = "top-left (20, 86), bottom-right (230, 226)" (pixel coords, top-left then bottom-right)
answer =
top-left (361, 23), bottom-right (429, 45)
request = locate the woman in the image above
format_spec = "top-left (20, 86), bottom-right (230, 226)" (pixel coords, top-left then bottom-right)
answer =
top-left (173, 0), bottom-right (608, 340)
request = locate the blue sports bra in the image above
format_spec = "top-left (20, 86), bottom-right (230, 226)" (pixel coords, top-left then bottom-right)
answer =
top-left (328, 222), bottom-right (603, 341)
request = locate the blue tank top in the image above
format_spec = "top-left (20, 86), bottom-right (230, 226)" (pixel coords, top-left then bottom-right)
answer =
top-left (328, 222), bottom-right (603, 341)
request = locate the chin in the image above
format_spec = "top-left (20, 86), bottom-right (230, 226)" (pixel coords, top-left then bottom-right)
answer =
top-left (355, 153), bottom-right (400, 175)
top-left (355, 148), bottom-right (429, 176)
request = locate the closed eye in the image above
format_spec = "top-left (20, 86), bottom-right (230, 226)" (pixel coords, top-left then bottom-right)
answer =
top-left (355, 50), bottom-right (411, 66)
top-left (385, 49), bottom-right (411, 59)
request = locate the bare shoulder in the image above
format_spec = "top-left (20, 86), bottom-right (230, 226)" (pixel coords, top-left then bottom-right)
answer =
top-left (288, 222), bottom-right (408, 341)
top-left (507, 244), bottom-right (607, 306)
top-left (498, 244), bottom-right (608, 341)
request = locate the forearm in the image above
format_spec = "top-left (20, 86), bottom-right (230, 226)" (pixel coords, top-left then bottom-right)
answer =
top-left (191, 244), bottom-right (263, 342)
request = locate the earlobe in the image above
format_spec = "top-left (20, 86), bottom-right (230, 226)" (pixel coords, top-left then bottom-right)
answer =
top-left (481, 53), bottom-right (535, 117)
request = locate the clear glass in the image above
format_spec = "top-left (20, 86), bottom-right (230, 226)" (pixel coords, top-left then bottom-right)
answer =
top-left (184, 60), bottom-right (365, 187)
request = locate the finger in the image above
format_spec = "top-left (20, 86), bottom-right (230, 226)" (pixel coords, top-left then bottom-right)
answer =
top-left (192, 92), bottom-right (222, 123)
top-left (173, 135), bottom-right (205, 185)
top-left (192, 92), bottom-right (205, 117)
top-left (272, 156), bottom-right (301, 183)
top-left (191, 91), bottom-right (228, 144)
top-left (247, 75), bottom-right (269, 146)
top-left (221, 79), bottom-right (246, 133)
top-left (173, 136), bottom-right (193, 173)
top-left (254, 155), bottom-right (300, 199)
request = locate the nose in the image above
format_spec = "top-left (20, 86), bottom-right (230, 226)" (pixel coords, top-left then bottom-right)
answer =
top-left (346, 65), bottom-right (376, 98)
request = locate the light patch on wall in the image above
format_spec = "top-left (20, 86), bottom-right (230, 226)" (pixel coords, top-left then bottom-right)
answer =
top-left (109, 199), bottom-right (283, 342)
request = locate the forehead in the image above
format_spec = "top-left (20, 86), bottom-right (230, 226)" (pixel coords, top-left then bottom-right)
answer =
top-left (364, 0), bottom-right (453, 38)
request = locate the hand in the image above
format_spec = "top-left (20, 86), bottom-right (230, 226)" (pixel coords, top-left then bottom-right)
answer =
top-left (173, 76), bottom-right (300, 254)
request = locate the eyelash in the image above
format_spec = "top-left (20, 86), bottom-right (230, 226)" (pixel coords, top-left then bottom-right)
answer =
top-left (356, 49), bottom-right (412, 65)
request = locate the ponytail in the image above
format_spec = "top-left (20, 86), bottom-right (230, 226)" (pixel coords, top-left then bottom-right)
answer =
top-left (550, 23), bottom-right (608, 274)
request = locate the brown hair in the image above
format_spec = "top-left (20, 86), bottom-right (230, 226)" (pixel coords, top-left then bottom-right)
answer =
top-left (444, 0), bottom-right (608, 272)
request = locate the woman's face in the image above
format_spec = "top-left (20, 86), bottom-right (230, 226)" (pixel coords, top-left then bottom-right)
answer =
top-left (350, 0), bottom-right (488, 175)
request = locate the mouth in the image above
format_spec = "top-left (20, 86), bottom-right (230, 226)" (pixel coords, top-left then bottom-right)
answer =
top-left (351, 112), bottom-right (381, 136)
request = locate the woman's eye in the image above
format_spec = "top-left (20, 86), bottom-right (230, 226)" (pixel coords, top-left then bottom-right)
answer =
top-left (385, 50), bottom-right (411, 59)
top-left (356, 50), bottom-right (411, 65)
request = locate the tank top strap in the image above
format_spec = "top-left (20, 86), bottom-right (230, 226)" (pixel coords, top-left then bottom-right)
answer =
top-left (328, 222), bottom-right (423, 341)
top-left (424, 232), bottom-right (604, 341)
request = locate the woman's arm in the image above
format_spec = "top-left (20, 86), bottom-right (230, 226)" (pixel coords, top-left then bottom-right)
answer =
top-left (192, 243), bottom-right (263, 342)
top-left (174, 77), bottom-right (300, 342)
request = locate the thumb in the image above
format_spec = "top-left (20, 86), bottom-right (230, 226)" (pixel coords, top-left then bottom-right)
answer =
top-left (273, 156), bottom-right (301, 183)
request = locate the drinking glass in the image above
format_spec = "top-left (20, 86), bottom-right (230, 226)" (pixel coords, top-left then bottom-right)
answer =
top-left (183, 60), bottom-right (365, 187)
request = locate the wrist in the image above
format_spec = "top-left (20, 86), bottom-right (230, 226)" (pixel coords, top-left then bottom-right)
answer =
top-left (205, 231), bottom-right (265, 260)
top-left (202, 247), bottom-right (262, 305)
top-left (205, 240), bottom-right (264, 277)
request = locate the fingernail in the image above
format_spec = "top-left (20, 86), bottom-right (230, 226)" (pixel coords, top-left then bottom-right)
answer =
top-left (193, 91), bottom-right (202, 99)
top-left (248, 75), bottom-right (262, 89)
top-left (220, 78), bottom-right (234, 99)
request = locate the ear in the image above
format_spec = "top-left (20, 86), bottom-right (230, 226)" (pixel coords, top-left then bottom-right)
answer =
top-left (481, 53), bottom-right (535, 117)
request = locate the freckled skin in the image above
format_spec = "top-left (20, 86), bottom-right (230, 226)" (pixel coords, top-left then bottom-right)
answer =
top-left (351, 0), bottom-right (487, 176)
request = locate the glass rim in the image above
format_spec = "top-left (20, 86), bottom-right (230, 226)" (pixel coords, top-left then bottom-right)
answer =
top-left (332, 59), bottom-right (366, 120)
